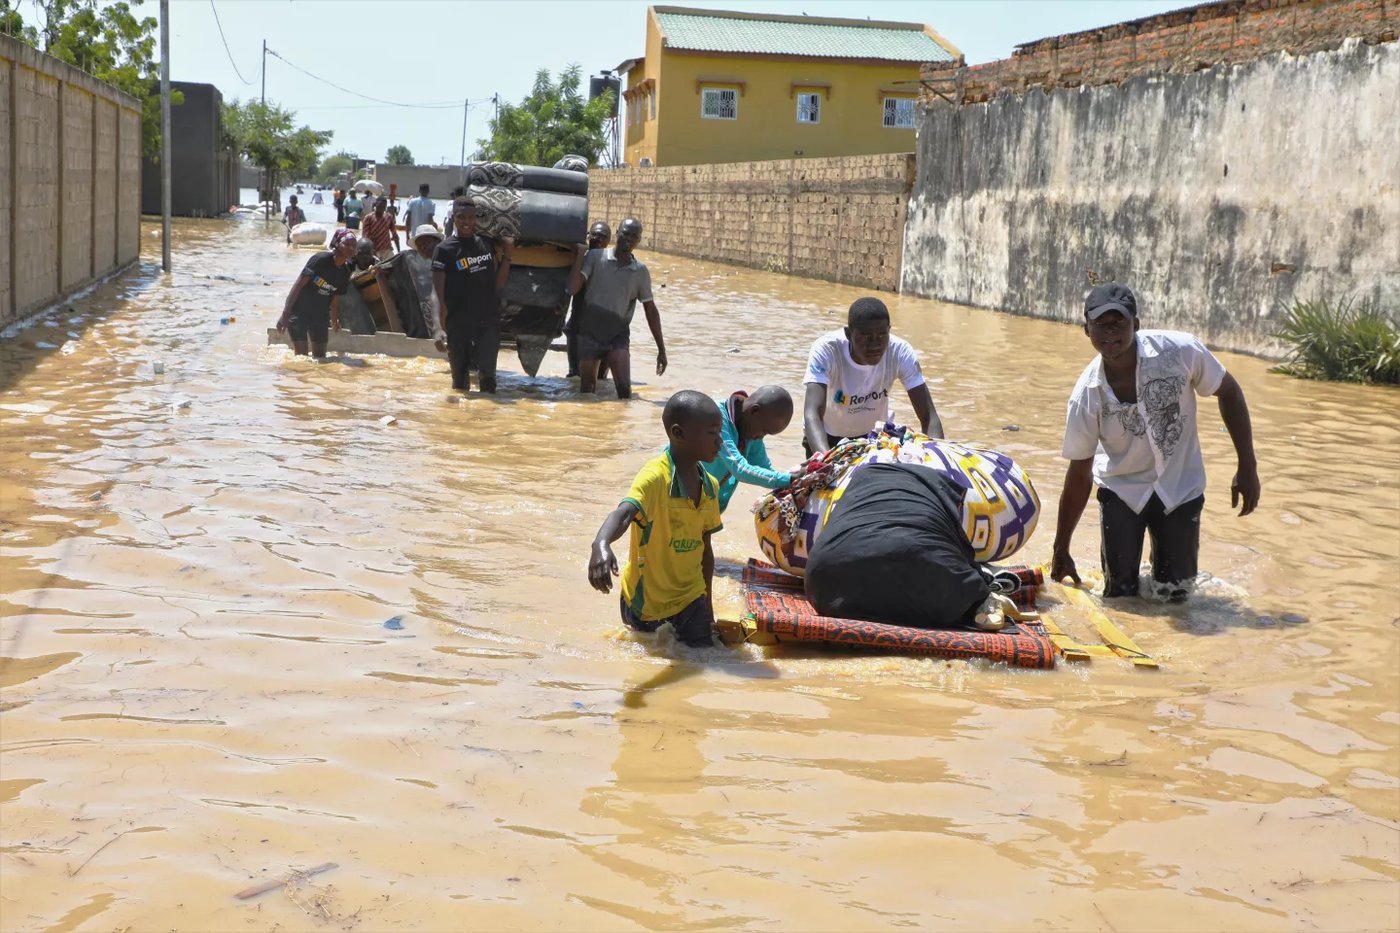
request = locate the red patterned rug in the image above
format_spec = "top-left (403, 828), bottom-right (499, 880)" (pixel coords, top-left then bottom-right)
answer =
top-left (742, 560), bottom-right (1056, 670)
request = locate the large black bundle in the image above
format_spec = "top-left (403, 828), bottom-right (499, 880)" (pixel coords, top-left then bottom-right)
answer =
top-left (469, 186), bottom-right (588, 244)
top-left (465, 161), bottom-right (588, 196)
top-left (804, 463), bottom-right (990, 629)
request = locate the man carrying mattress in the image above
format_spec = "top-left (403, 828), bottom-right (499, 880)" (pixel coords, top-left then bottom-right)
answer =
top-left (566, 217), bottom-right (668, 400)
top-left (802, 298), bottom-right (944, 455)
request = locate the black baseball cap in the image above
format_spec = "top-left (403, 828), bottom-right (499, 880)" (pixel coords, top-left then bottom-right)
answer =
top-left (1085, 283), bottom-right (1138, 320)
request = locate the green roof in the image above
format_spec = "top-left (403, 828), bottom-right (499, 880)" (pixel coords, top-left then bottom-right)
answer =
top-left (654, 8), bottom-right (955, 62)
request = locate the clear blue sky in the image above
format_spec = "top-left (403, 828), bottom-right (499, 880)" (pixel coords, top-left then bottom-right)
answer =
top-left (19, 0), bottom-right (1188, 165)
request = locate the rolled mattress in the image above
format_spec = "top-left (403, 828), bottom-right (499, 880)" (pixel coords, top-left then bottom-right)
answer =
top-left (469, 186), bottom-right (588, 244)
top-left (466, 161), bottom-right (588, 196)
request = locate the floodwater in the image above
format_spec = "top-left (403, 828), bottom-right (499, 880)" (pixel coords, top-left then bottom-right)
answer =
top-left (1, 216), bottom-right (1396, 933)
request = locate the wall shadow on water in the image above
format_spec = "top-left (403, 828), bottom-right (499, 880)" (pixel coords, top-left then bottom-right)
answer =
top-left (0, 260), bottom-right (163, 396)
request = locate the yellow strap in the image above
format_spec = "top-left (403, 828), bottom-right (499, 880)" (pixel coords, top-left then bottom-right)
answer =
top-left (1053, 581), bottom-right (1159, 668)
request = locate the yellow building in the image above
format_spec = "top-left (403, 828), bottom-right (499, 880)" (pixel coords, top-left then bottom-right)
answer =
top-left (617, 6), bottom-right (960, 167)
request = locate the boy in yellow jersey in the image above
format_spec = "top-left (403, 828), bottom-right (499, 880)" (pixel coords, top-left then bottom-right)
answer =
top-left (588, 390), bottom-right (725, 647)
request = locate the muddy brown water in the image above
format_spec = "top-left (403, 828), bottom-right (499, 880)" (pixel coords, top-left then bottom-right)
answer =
top-left (1, 218), bottom-right (1396, 932)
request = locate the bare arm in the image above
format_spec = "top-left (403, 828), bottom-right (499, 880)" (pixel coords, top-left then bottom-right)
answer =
top-left (1214, 372), bottom-right (1260, 516)
top-left (803, 382), bottom-right (829, 455)
top-left (433, 269), bottom-right (448, 331)
top-left (494, 236), bottom-right (514, 292)
top-left (908, 383), bottom-right (944, 439)
top-left (588, 501), bottom-right (640, 593)
top-left (1050, 458), bottom-right (1095, 585)
top-left (566, 244), bottom-right (587, 296)
top-left (702, 533), bottom-right (715, 600)
top-left (277, 275), bottom-right (308, 330)
top-left (642, 299), bottom-right (666, 374)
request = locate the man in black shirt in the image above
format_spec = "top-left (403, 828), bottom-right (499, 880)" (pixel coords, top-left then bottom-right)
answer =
top-left (276, 228), bottom-right (357, 358)
top-left (432, 196), bottom-right (514, 393)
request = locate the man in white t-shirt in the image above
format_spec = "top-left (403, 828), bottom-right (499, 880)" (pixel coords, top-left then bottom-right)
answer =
top-left (802, 297), bottom-right (942, 454)
top-left (1051, 283), bottom-right (1261, 600)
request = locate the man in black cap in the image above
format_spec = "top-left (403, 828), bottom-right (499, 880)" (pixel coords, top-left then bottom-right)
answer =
top-left (1051, 283), bottom-right (1260, 600)
top-left (566, 217), bottom-right (667, 399)
top-left (565, 220), bottom-right (612, 377)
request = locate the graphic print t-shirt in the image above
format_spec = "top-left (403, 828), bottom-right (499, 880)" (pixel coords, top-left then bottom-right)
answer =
top-left (1061, 330), bottom-right (1227, 514)
top-left (431, 234), bottom-right (497, 320)
top-left (291, 250), bottom-right (351, 319)
top-left (803, 329), bottom-right (926, 439)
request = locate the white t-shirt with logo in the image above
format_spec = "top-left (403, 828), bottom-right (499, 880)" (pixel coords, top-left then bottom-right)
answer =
top-left (803, 329), bottom-right (926, 439)
top-left (1061, 330), bottom-right (1227, 514)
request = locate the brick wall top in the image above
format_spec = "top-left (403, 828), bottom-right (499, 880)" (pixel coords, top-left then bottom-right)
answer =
top-left (1, 34), bottom-right (141, 111)
top-left (919, 0), bottom-right (1398, 106)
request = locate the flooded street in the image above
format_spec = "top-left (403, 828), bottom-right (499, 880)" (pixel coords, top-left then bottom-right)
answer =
top-left (1, 216), bottom-right (1397, 932)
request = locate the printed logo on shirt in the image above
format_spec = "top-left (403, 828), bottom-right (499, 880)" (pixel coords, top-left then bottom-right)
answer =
top-left (312, 276), bottom-right (333, 293)
top-left (455, 253), bottom-right (492, 274)
top-left (834, 387), bottom-right (888, 407)
top-left (670, 537), bottom-right (701, 554)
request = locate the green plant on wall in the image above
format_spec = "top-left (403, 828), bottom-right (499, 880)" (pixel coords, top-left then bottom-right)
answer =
top-left (477, 64), bottom-right (612, 167)
top-left (1272, 294), bottom-right (1399, 385)
top-left (7, 0), bottom-right (180, 156)
top-left (222, 98), bottom-right (331, 200)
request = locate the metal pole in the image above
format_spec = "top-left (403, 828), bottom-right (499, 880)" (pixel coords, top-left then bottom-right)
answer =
top-left (159, 0), bottom-right (171, 272)
top-left (261, 39), bottom-right (268, 223)
top-left (459, 98), bottom-right (468, 187)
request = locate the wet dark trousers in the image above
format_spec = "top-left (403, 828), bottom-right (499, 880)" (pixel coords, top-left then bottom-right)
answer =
top-left (1098, 488), bottom-right (1204, 597)
top-left (446, 314), bottom-right (500, 391)
top-left (619, 596), bottom-right (714, 647)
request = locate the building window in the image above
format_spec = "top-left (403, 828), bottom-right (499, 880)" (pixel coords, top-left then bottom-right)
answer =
top-left (882, 96), bottom-right (915, 129)
top-left (648, 89), bottom-right (656, 121)
top-left (796, 92), bottom-right (820, 124)
top-left (701, 87), bottom-right (738, 120)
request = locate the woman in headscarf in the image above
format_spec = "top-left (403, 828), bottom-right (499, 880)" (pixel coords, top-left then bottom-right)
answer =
top-left (276, 228), bottom-right (357, 358)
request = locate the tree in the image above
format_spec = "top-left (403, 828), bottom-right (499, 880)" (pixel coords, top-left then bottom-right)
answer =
top-left (317, 152), bottom-right (355, 185)
top-left (477, 65), bottom-right (613, 167)
top-left (7, 0), bottom-right (177, 155)
top-left (222, 99), bottom-right (331, 201)
top-left (385, 145), bottom-right (414, 165)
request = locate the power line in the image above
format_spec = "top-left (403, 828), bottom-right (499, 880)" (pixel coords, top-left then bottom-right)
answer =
top-left (208, 0), bottom-right (255, 86)
top-left (265, 48), bottom-right (471, 109)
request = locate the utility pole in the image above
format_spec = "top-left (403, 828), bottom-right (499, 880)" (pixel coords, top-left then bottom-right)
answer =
top-left (159, 0), bottom-right (171, 272)
top-left (261, 39), bottom-right (268, 223)
top-left (459, 98), bottom-right (468, 188)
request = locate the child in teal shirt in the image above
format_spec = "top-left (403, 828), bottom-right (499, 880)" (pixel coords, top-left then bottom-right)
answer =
top-left (704, 385), bottom-right (794, 513)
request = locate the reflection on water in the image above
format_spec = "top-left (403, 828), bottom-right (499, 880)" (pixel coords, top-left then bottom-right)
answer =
top-left (0, 216), bottom-right (1396, 930)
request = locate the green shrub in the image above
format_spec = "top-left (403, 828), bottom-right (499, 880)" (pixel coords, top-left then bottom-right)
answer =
top-left (1272, 294), bottom-right (1400, 385)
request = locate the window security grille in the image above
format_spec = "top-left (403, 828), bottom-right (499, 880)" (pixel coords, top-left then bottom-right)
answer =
top-left (882, 97), bottom-right (914, 129)
top-left (701, 88), bottom-right (738, 120)
top-left (797, 93), bottom-right (820, 124)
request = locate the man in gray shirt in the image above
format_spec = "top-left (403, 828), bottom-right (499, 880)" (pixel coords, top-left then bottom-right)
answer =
top-left (566, 217), bottom-right (667, 399)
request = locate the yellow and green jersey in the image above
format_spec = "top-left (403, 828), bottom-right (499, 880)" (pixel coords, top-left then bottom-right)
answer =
top-left (620, 450), bottom-right (723, 621)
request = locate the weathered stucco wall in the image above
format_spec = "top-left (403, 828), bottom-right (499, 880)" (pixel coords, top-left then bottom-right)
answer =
top-left (590, 153), bottom-right (913, 291)
top-left (1, 35), bottom-right (143, 329)
top-left (902, 1), bottom-right (1399, 356)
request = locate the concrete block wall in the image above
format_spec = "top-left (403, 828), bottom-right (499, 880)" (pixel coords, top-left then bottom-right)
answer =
top-left (2, 35), bottom-right (143, 329)
top-left (920, 0), bottom-right (1398, 104)
top-left (372, 164), bottom-right (465, 198)
top-left (903, 24), bottom-right (1400, 357)
top-left (589, 152), bottom-right (914, 291)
